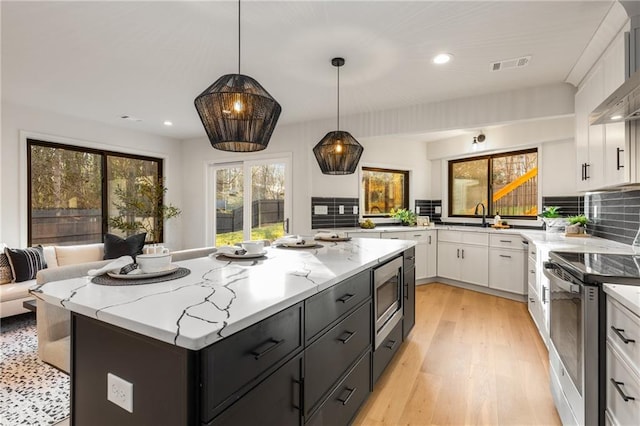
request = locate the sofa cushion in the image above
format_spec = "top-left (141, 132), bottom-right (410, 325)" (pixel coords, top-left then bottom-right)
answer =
top-left (56, 243), bottom-right (104, 266)
top-left (5, 246), bottom-right (47, 282)
top-left (0, 252), bottom-right (12, 284)
top-left (103, 233), bottom-right (146, 260)
top-left (0, 279), bottom-right (36, 301)
top-left (43, 246), bottom-right (58, 268)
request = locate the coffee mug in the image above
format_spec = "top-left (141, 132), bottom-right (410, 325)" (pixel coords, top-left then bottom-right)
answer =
top-left (241, 240), bottom-right (264, 254)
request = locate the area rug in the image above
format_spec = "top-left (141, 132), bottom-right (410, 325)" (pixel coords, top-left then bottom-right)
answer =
top-left (0, 312), bottom-right (70, 425)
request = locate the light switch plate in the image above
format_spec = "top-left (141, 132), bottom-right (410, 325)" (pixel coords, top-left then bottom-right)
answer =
top-left (107, 373), bottom-right (133, 413)
top-left (353, 206), bottom-right (358, 214)
top-left (435, 206), bottom-right (442, 214)
top-left (314, 205), bottom-right (328, 215)
top-left (339, 205), bottom-right (344, 214)
top-left (416, 206), bottom-right (420, 214)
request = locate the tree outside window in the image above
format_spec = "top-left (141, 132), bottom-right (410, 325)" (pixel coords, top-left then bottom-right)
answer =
top-left (361, 167), bottom-right (409, 216)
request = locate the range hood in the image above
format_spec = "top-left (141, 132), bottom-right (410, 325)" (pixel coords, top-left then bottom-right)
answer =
top-left (591, 1), bottom-right (640, 125)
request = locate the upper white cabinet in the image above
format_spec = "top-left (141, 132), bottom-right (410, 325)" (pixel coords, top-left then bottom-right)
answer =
top-left (576, 30), bottom-right (631, 191)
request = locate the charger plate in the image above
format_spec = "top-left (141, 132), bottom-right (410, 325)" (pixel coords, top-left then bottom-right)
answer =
top-left (91, 267), bottom-right (190, 286)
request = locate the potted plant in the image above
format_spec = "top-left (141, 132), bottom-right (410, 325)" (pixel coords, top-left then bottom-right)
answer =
top-left (109, 176), bottom-right (181, 243)
top-left (538, 206), bottom-right (568, 233)
top-left (566, 214), bottom-right (588, 235)
top-left (390, 208), bottom-right (417, 226)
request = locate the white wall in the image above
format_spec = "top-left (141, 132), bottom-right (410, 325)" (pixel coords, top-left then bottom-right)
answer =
top-left (1, 102), bottom-right (184, 249)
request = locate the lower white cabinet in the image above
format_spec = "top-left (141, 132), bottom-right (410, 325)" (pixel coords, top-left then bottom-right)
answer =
top-left (381, 230), bottom-right (436, 281)
top-left (437, 241), bottom-right (488, 287)
top-left (346, 231), bottom-right (380, 239)
top-left (489, 247), bottom-right (525, 294)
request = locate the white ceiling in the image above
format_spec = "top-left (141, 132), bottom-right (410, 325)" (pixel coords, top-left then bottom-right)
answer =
top-left (1, 1), bottom-right (616, 140)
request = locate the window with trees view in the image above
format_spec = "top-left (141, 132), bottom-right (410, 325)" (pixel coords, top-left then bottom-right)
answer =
top-left (449, 148), bottom-right (538, 218)
top-left (28, 139), bottom-right (162, 246)
top-left (361, 167), bottom-right (409, 216)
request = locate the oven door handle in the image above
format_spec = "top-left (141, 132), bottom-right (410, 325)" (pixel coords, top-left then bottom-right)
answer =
top-left (543, 262), bottom-right (580, 293)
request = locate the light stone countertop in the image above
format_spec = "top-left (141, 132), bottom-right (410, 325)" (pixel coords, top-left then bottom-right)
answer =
top-left (604, 284), bottom-right (640, 317)
top-left (33, 238), bottom-right (414, 351)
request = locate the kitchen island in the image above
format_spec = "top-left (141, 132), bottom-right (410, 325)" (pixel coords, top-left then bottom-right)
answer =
top-left (33, 238), bottom-right (415, 425)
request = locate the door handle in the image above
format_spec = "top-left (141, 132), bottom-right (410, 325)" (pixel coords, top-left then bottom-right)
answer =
top-left (428, 235), bottom-right (432, 244)
top-left (461, 249), bottom-right (464, 259)
top-left (585, 163), bottom-right (590, 179)
top-left (292, 378), bottom-right (303, 410)
top-left (581, 163), bottom-right (585, 181)
top-left (611, 326), bottom-right (636, 344)
top-left (337, 387), bottom-right (357, 405)
top-left (617, 147), bottom-right (625, 170)
top-left (457, 249), bottom-right (460, 258)
top-left (611, 379), bottom-right (636, 402)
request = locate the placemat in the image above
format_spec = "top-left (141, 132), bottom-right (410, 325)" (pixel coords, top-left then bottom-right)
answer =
top-left (91, 267), bottom-right (191, 286)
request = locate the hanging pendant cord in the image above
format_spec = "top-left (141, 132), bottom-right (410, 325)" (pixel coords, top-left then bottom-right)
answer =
top-left (337, 64), bottom-right (340, 131)
top-left (238, 0), bottom-right (241, 74)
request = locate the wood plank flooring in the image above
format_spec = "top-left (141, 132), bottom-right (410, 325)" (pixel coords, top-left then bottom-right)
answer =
top-left (353, 283), bottom-right (561, 426)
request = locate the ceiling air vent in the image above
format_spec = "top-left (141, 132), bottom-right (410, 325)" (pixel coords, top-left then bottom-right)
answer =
top-left (490, 55), bottom-right (531, 72)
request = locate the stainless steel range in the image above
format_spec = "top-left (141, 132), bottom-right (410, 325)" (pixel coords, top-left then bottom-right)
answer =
top-left (544, 251), bottom-right (640, 426)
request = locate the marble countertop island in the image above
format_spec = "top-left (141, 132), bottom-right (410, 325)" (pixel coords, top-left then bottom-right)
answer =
top-left (33, 238), bottom-right (414, 351)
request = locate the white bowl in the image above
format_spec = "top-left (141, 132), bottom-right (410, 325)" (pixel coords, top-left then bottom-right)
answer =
top-left (136, 253), bottom-right (172, 273)
top-left (241, 240), bottom-right (264, 254)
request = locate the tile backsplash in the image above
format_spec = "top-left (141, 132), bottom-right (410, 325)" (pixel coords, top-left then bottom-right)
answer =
top-left (311, 197), bottom-right (359, 229)
top-left (585, 190), bottom-right (640, 245)
top-left (541, 195), bottom-right (584, 218)
top-left (415, 200), bottom-right (442, 222)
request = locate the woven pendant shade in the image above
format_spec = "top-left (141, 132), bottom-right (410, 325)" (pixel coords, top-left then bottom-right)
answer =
top-left (313, 131), bottom-right (364, 175)
top-left (314, 57), bottom-right (363, 175)
top-left (194, 74), bottom-right (281, 152)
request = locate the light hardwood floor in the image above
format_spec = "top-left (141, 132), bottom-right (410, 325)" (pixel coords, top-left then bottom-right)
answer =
top-left (353, 283), bottom-right (561, 426)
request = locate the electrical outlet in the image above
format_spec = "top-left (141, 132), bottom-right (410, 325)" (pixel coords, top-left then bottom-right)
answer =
top-left (339, 205), bottom-right (344, 214)
top-left (416, 206), bottom-right (420, 214)
top-left (353, 206), bottom-right (358, 214)
top-left (314, 205), bottom-right (328, 215)
top-left (107, 373), bottom-right (133, 413)
top-left (435, 206), bottom-right (442, 214)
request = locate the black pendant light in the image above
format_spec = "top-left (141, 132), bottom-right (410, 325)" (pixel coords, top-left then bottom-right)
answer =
top-left (194, 0), bottom-right (281, 152)
top-left (313, 58), bottom-right (364, 175)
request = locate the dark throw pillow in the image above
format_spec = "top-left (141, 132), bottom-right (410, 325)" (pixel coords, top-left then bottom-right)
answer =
top-left (4, 246), bottom-right (47, 283)
top-left (103, 233), bottom-right (147, 260)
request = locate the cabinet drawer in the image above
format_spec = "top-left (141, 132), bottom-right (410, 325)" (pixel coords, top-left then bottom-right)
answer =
top-left (489, 233), bottom-right (523, 249)
top-left (346, 232), bottom-right (380, 239)
top-left (607, 298), bottom-right (640, 375)
top-left (207, 353), bottom-right (303, 426)
top-left (606, 343), bottom-right (640, 426)
top-left (373, 320), bottom-right (403, 384)
top-left (403, 247), bottom-right (416, 270)
top-left (382, 231), bottom-right (429, 242)
top-left (527, 257), bottom-right (537, 287)
top-left (305, 269), bottom-right (370, 343)
top-left (200, 303), bottom-right (303, 421)
top-left (305, 301), bottom-right (371, 416)
top-left (306, 351), bottom-right (371, 426)
top-left (462, 232), bottom-right (489, 246)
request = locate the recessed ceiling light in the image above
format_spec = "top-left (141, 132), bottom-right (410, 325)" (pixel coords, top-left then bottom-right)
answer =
top-left (610, 115), bottom-right (623, 120)
top-left (163, 121), bottom-right (173, 126)
top-left (433, 53), bottom-right (452, 65)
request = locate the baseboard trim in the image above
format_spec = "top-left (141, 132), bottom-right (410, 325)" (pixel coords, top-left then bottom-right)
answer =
top-left (418, 278), bottom-right (527, 302)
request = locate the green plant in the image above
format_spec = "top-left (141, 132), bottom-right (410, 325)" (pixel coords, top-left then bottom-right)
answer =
top-left (390, 208), bottom-right (417, 226)
top-left (538, 206), bottom-right (562, 218)
top-left (567, 214), bottom-right (588, 226)
top-left (109, 176), bottom-right (181, 243)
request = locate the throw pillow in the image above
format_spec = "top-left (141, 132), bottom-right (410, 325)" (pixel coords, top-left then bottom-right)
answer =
top-left (103, 233), bottom-right (147, 260)
top-left (0, 252), bottom-right (13, 284)
top-left (4, 246), bottom-right (47, 283)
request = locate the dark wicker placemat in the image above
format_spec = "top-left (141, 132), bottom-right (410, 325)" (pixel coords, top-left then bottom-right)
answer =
top-left (91, 267), bottom-right (191, 286)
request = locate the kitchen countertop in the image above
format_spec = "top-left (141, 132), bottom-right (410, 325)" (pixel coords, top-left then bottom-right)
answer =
top-left (32, 238), bottom-right (414, 351)
top-left (604, 284), bottom-right (640, 317)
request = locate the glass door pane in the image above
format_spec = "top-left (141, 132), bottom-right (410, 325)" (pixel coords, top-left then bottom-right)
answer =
top-left (250, 163), bottom-right (286, 241)
top-left (214, 166), bottom-right (244, 246)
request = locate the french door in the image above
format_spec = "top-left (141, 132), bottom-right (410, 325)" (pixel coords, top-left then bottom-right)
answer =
top-left (209, 156), bottom-right (291, 246)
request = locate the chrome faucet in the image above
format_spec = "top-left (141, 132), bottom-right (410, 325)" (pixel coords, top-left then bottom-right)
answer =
top-left (474, 202), bottom-right (488, 227)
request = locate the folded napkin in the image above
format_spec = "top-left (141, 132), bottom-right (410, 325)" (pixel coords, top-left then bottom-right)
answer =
top-left (216, 246), bottom-right (247, 256)
top-left (314, 232), bottom-right (338, 239)
top-left (273, 235), bottom-right (306, 246)
top-left (87, 256), bottom-right (135, 276)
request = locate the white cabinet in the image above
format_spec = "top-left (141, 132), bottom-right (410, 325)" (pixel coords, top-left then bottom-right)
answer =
top-left (381, 229), bottom-right (437, 281)
top-left (346, 231), bottom-right (380, 239)
top-left (576, 29), bottom-right (630, 191)
top-left (488, 234), bottom-right (526, 295)
top-left (437, 231), bottom-right (488, 287)
top-left (606, 297), bottom-right (640, 426)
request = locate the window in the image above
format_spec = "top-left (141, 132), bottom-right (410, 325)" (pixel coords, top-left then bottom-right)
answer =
top-left (361, 167), bottom-right (409, 216)
top-left (449, 148), bottom-right (538, 218)
top-left (28, 139), bottom-right (162, 246)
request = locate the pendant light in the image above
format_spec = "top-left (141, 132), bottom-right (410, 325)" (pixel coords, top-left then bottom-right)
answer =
top-left (313, 57), bottom-right (364, 175)
top-left (194, 0), bottom-right (281, 152)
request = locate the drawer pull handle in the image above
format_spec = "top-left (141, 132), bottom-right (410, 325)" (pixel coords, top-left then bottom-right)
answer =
top-left (611, 379), bottom-right (636, 402)
top-left (406, 256), bottom-right (415, 261)
top-left (499, 240), bottom-right (512, 243)
top-left (529, 298), bottom-right (535, 303)
top-left (385, 339), bottom-right (398, 350)
top-left (611, 326), bottom-right (636, 344)
top-left (413, 234), bottom-right (422, 237)
top-left (499, 254), bottom-right (512, 259)
top-left (530, 270), bottom-right (535, 273)
top-left (337, 387), bottom-right (357, 405)
top-left (390, 237), bottom-right (399, 240)
top-left (250, 338), bottom-right (284, 360)
top-left (337, 330), bottom-right (357, 344)
top-left (336, 293), bottom-right (354, 304)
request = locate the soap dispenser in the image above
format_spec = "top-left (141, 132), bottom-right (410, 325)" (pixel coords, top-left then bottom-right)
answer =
top-left (494, 211), bottom-right (501, 225)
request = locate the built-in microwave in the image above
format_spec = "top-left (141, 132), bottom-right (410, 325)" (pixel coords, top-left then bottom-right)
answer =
top-left (373, 256), bottom-right (403, 349)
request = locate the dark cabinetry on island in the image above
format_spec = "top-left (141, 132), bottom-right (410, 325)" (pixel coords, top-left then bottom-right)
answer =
top-left (71, 249), bottom-right (416, 426)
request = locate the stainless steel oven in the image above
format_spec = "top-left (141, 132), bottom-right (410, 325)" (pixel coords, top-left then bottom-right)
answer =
top-left (373, 256), bottom-right (403, 349)
top-left (544, 256), bottom-right (600, 426)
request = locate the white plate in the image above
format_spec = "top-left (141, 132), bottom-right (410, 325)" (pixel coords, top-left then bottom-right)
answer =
top-left (280, 241), bottom-right (319, 248)
top-left (314, 236), bottom-right (352, 242)
top-left (218, 250), bottom-right (267, 259)
top-left (107, 264), bottom-right (179, 280)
